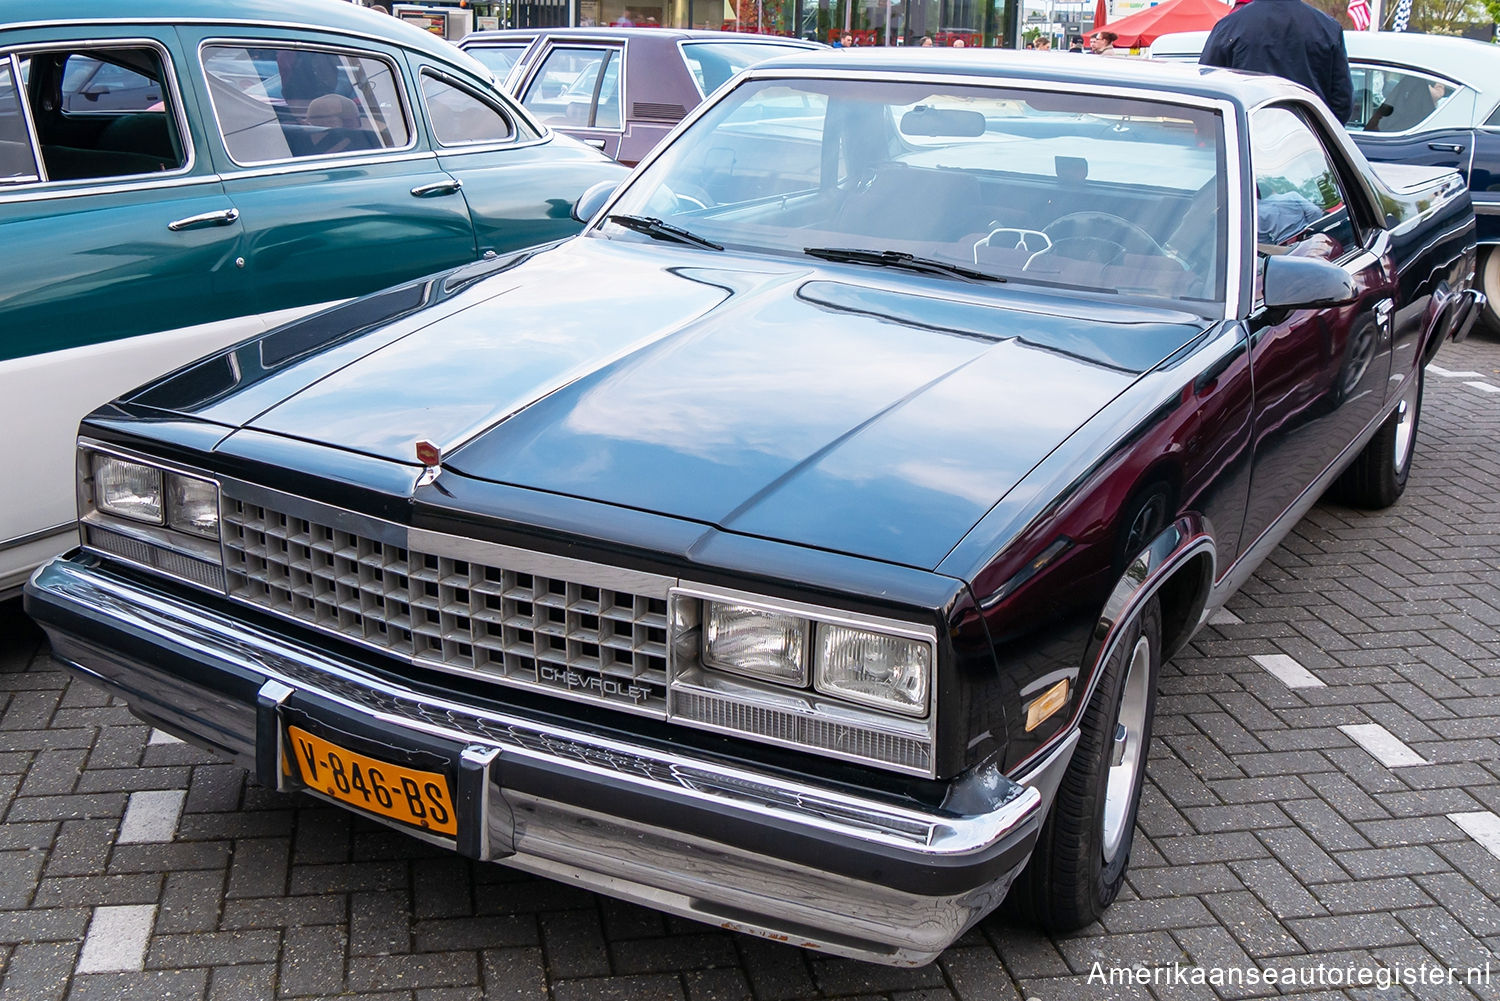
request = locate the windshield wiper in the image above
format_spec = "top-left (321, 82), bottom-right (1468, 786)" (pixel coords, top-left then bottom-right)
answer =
top-left (606, 214), bottom-right (723, 251)
top-left (803, 247), bottom-right (1005, 284)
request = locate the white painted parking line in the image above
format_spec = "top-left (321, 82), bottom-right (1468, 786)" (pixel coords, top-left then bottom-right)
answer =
top-left (1209, 608), bottom-right (1243, 626)
top-left (147, 729), bottom-right (184, 746)
top-left (1426, 365), bottom-right (1483, 378)
top-left (1448, 812), bottom-right (1500, 862)
top-left (116, 790), bottom-right (186, 845)
top-left (1463, 381), bottom-right (1500, 394)
top-left (1338, 723), bottom-right (1429, 768)
top-left (1251, 653), bottom-right (1325, 689)
top-left (75, 904), bottom-right (155, 973)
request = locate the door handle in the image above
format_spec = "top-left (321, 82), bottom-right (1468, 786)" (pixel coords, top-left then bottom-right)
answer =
top-left (411, 179), bottom-right (463, 198)
top-left (1374, 298), bottom-right (1394, 336)
top-left (1427, 142), bottom-right (1466, 154)
top-left (168, 208), bottom-right (239, 231)
top-left (583, 139), bottom-right (607, 150)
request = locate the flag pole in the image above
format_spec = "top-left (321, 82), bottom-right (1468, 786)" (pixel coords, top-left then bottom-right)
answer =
top-left (1369, 0), bottom-right (1382, 28)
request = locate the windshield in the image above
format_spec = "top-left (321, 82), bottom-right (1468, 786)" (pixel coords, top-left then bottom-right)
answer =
top-left (601, 78), bottom-right (1227, 302)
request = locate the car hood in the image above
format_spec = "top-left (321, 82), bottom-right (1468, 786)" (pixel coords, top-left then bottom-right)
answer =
top-left (136, 240), bottom-right (1209, 569)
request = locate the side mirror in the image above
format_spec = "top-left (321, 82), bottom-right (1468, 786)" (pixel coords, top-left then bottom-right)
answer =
top-left (1261, 255), bottom-right (1356, 309)
top-left (571, 180), bottom-right (620, 224)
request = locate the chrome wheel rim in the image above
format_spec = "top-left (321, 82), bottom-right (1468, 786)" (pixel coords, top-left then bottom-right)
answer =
top-left (1102, 634), bottom-right (1151, 865)
top-left (1393, 378), bottom-right (1419, 476)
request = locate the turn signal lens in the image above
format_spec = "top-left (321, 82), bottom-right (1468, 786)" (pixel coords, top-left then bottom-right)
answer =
top-left (1024, 679), bottom-right (1070, 732)
top-left (704, 601), bottom-right (809, 683)
top-left (814, 625), bottom-right (930, 716)
top-left (94, 455), bottom-right (164, 524)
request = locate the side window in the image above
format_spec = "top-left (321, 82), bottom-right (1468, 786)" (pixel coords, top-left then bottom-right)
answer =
top-left (420, 73), bottom-right (517, 145)
top-left (1250, 105), bottom-right (1356, 260)
top-left (13, 46), bottom-right (186, 183)
top-left (1351, 65), bottom-right (1458, 134)
top-left (201, 44), bottom-right (411, 164)
top-left (521, 47), bottom-right (620, 130)
top-left (464, 45), bottom-right (527, 82)
top-left (0, 58), bottom-right (41, 183)
top-left (1485, 102), bottom-right (1500, 129)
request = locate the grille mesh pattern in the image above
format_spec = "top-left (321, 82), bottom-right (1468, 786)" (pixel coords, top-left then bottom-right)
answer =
top-left (221, 500), bottom-right (669, 712)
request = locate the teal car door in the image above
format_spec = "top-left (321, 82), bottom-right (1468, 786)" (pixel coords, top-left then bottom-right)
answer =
top-left (181, 29), bottom-right (480, 317)
top-left (0, 35), bottom-right (246, 591)
top-left (411, 60), bottom-right (627, 255)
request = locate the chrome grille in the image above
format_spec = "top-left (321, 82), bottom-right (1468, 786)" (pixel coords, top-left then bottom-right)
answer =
top-left (221, 498), bottom-right (669, 713)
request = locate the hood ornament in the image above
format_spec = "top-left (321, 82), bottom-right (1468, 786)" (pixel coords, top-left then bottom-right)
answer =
top-left (415, 439), bottom-right (442, 487)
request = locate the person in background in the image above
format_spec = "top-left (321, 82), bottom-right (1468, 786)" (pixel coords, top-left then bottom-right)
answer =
top-left (952, 37), bottom-right (965, 47)
top-left (368, 3), bottom-right (389, 12)
top-left (1089, 31), bottom-right (1120, 55)
top-left (920, 35), bottom-right (934, 46)
top-left (1031, 35), bottom-right (1052, 51)
top-left (843, 32), bottom-right (856, 46)
top-left (1199, 0), bottom-right (1353, 123)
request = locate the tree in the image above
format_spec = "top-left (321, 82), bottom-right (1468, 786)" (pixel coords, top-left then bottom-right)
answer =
top-left (1305, 0), bottom-right (1494, 33)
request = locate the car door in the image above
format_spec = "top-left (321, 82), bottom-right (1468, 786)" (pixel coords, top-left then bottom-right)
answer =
top-left (412, 61), bottom-right (625, 253)
top-left (1240, 103), bottom-right (1394, 548)
top-left (1346, 62), bottom-right (1477, 186)
top-left (0, 34), bottom-right (244, 588)
top-left (514, 42), bottom-right (624, 159)
top-left (179, 28), bottom-right (481, 318)
top-left (1471, 101), bottom-right (1500, 246)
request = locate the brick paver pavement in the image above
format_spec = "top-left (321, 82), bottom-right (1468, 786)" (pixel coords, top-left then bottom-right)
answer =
top-left (3, 336), bottom-right (1499, 1001)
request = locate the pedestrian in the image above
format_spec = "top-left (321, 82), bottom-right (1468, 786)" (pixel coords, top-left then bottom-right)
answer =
top-left (951, 37), bottom-right (964, 47)
top-left (1199, 0), bottom-right (1353, 123)
top-left (1068, 37), bottom-right (1083, 52)
top-left (920, 35), bottom-right (934, 46)
top-left (1031, 35), bottom-right (1051, 51)
top-left (1088, 31), bottom-right (1120, 55)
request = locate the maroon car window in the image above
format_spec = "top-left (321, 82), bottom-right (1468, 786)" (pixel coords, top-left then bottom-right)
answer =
top-left (1249, 106), bottom-right (1356, 258)
top-left (421, 73), bottom-right (514, 145)
top-left (522, 47), bottom-right (621, 131)
top-left (0, 59), bottom-right (41, 183)
top-left (201, 45), bottom-right (411, 164)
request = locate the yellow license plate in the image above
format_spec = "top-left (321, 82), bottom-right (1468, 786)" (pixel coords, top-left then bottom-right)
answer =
top-left (287, 725), bottom-right (457, 836)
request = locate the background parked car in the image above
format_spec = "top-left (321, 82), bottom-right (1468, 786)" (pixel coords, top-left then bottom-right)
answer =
top-left (26, 51), bottom-right (1482, 966)
top-left (460, 28), bottom-right (822, 164)
top-left (0, 0), bottom-right (626, 598)
top-left (1150, 30), bottom-right (1499, 334)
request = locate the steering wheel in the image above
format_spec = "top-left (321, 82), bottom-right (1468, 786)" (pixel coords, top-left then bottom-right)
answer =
top-left (1038, 211), bottom-right (1172, 265)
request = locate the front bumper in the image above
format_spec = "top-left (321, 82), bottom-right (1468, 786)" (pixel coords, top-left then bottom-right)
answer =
top-left (26, 553), bottom-right (1044, 965)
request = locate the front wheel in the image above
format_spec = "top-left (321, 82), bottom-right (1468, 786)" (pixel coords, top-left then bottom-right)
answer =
top-left (1009, 596), bottom-right (1161, 931)
top-left (1478, 247), bottom-right (1500, 338)
top-left (1332, 369), bottom-right (1422, 509)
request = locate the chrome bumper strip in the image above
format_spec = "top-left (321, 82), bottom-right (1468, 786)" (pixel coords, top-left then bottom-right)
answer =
top-left (26, 554), bottom-right (1044, 965)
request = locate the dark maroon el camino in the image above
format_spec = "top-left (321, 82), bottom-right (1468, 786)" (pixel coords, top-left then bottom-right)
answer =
top-left (27, 52), bottom-right (1485, 964)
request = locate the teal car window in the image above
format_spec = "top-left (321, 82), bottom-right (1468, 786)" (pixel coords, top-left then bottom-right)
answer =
top-left (202, 45), bottom-right (412, 164)
top-left (420, 72), bottom-right (515, 146)
top-left (14, 46), bottom-right (186, 182)
top-left (0, 59), bottom-right (41, 183)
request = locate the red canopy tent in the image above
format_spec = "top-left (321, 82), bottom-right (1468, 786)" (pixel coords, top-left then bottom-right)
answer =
top-left (1084, 0), bottom-right (1230, 48)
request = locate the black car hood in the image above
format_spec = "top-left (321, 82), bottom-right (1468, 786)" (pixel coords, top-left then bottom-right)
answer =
top-left (138, 240), bottom-right (1210, 569)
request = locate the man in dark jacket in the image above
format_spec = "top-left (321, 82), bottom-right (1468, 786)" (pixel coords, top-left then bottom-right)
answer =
top-left (1199, 0), bottom-right (1353, 124)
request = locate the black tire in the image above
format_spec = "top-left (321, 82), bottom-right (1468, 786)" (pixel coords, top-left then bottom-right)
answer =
top-left (1333, 369), bottom-right (1422, 509)
top-left (1010, 595), bottom-right (1162, 931)
top-left (1478, 247), bottom-right (1500, 339)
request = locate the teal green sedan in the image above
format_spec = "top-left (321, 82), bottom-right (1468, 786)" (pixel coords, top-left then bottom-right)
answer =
top-left (0, 0), bottom-right (627, 597)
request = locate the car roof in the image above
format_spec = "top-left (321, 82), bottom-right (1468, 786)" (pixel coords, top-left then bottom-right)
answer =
top-left (464, 27), bottom-right (823, 45)
top-left (1152, 29), bottom-right (1498, 97)
top-left (744, 47), bottom-right (1308, 111)
top-left (0, 0), bottom-right (475, 71)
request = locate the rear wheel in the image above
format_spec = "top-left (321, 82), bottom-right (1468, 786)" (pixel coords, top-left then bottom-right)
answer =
top-left (1478, 247), bottom-right (1500, 338)
top-left (1010, 596), bottom-right (1161, 931)
top-left (1333, 370), bottom-right (1422, 509)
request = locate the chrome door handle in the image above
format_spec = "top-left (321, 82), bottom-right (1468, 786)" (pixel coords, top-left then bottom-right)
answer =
top-left (1427, 142), bottom-right (1465, 153)
top-left (411, 179), bottom-right (463, 197)
top-left (583, 139), bottom-right (607, 150)
top-left (168, 208), bottom-right (240, 231)
top-left (1374, 298), bottom-right (1394, 334)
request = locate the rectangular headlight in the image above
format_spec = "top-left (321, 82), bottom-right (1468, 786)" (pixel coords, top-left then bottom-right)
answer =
top-left (166, 474), bottom-right (220, 539)
top-left (704, 601), bottom-right (809, 684)
top-left (94, 455), bottom-right (164, 524)
top-left (814, 624), bottom-right (931, 716)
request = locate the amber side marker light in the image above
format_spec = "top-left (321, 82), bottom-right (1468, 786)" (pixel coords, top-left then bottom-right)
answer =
top-left (1024, 679), bottom-right (1070, 732)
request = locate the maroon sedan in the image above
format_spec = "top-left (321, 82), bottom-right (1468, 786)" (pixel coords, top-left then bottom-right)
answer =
top-left (460, 28), bottom-right (820, 164)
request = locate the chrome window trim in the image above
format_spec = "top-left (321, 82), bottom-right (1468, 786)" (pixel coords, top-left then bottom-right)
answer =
top-left (196, 36), bottom-right (418, 168)
top-left (0, 170), bottom-right (223, 204)
top-left (1, 52), bottom-right (43, 184)
top-left (600, 68), bottom-right (1243, 321)
top-left (5, 37), bottom-right (196, 184)
top-left (214, 149), bottom-right (438, 182)
top-left (416, 66), bottom-right (530, 149)
top-left (518, 40), bottom-right (627, 138)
